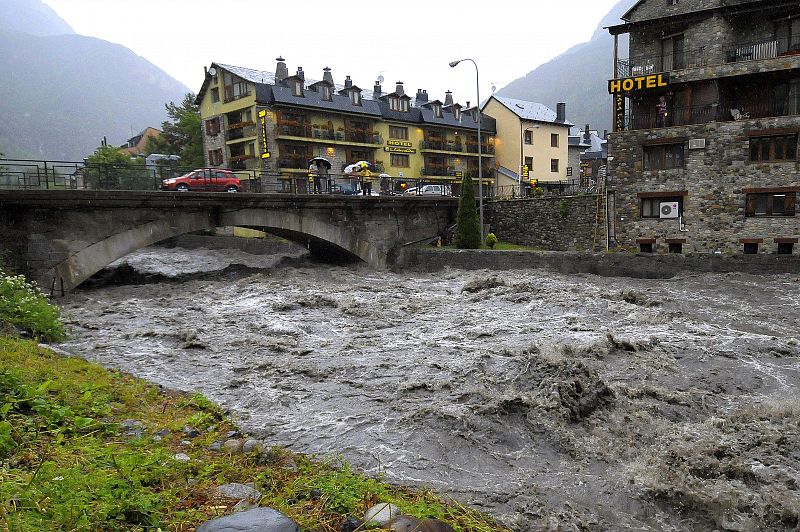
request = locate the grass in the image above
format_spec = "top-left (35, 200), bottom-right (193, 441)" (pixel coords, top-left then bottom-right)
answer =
top-left (0, 269), bottom-right (64, 342)
top-left (0, 337), bottom-right (508, 531)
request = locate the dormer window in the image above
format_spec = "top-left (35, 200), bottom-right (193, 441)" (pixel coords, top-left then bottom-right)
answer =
top-left (351, 90), bottom-right (362, 106)
top-left (322, 85), bottom-right (332, 101)
top-left (454, 107), bottom-right (461, 121)
top-left (390, 97), bottom-right (400, 111)
top-left (471, 109), bottom-right (478, 122)
top-left (433, 103), bottom-right (442, 118)
top-left (400, 99), bottom-right (409, 112)
top-left (293, 80), bottom-right (303, 97)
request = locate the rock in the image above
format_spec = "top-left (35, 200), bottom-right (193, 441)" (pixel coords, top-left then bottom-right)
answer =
top-left (183, 426), bottom-right (201, 438)
top-left (214, 482), bottom-right (261, 502)
top-left (227, 430), bottom-right (240, 438)
top-left (224, 438), bottom-right (244, 454)
top-left (173, 453), bottom-right (190, 463)
top-left (243, 438), bottom-right (263, 453)
top-left (181, 440), bottom-right (192, 446)
top-left (154, 428), bottom-right (171, 437)
top-left (386, 516), bottom-right (456, 532)
top-left (339, 516), bottom-right (362, 532)
top-left (187, 478), bottom-right (199, 486)
top-left (152, 435), bottom-right (162, 443)
top-left (195, 507), bottom-right (300, 532)
top-left (209, 441), bottom-right (222, 452)
top-left (309, 488), bottom-right (322, 500)
top-left (364, 503), bottom-right (400, 526)
top-left (120, 419), bottom-right (144, 437)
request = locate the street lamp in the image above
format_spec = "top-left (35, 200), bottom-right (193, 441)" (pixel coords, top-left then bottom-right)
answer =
top-left (449, 58), bottom-right (483, 238)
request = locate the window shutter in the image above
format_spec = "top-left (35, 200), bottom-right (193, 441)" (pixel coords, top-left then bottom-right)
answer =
top-left (786, 192), bottom-right (797, 216)
top-left (205, 120), bottom-right (212, 135)
top-left (745, 193), bottom-right (756, 216)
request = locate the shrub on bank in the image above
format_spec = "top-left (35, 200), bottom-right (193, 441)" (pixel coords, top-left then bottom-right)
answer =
top-left (0, 269), bottom-right (64, 342)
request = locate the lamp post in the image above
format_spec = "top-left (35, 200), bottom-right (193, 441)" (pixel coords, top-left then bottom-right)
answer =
top-left (449, 58), bottom-right (483, 238)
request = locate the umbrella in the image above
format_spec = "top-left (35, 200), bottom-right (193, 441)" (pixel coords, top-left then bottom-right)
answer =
top-left (354, 160), bottom-right (379, 172)
top-left (308, 156), bottom-right (332, 170)
top-left (343, 163), bottom-right (360, 175)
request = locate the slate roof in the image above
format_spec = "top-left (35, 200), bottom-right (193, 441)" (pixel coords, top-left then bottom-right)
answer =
top-left (262, 83), bottom-right (382, 117)
top-left (568, 135), bottom-right (592, 148)
top-left (485, 96), bottom-right (574, 127)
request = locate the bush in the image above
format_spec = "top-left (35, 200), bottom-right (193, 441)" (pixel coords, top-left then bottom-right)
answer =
top-left (485, 232), bottom-right (498, 249)
top-left (559, 198), bottom-right (569, 218)
top-left (454, 173), bottom-right (481, 249)
top-left (532, 187), bottom-right (544, 197)
top-left (0, 269), bottom-right (64, 342)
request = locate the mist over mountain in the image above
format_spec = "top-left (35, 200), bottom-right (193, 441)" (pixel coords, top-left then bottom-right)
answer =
top-left (497, 0), bottom-right (636, 133)
top-left (0, 0), bottom-right (190, 160)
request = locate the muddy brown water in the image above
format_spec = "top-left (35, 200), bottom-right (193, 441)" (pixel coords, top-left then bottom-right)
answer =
top-left (58, 246), bottom-right (800, 531)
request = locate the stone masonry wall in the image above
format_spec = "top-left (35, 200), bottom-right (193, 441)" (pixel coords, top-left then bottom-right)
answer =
top-left (608, 115), bottom-right (800, 254)
top-left (626, 0), bottom-right (719, 24)
top-left (486, 195), bottom-right (606, 252)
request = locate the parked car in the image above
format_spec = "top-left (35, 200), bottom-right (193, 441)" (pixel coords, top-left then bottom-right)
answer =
top-left (403, 184), bottom-right (452, 196)
top-left (161, 168), bottom-right (240, 192)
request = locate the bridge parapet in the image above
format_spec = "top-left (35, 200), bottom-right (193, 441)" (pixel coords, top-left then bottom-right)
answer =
top-left (0, 190), bottom-right (457, 294)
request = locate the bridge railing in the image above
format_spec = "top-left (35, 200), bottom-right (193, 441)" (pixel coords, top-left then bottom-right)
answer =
top-left (2, 158), bottom-right (582, 199)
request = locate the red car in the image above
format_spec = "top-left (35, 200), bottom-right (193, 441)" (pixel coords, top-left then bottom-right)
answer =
top-left (161, 168), bottom-right (241, 192)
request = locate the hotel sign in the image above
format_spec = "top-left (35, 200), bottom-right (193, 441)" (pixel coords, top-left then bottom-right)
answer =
top-left (384, 146), bottom-right (416, 154)
top-left (258, 110), bottom-right (270, 159)
top-left (608, 73), bottom-right (670, 94)
top-left (387, 139), bottom-right (413, 147)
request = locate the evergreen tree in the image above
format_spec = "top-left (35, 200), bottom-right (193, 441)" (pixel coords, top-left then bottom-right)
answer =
top-left (84, 145), bottom-right (149, 190)
top-left (145, 93), bottom-right (204, 168)
top-left (454, 172), bottom-right (481, 249)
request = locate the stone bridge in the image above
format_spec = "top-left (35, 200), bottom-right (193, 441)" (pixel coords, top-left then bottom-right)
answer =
top-left (0, 190), bottom-right (457, 294)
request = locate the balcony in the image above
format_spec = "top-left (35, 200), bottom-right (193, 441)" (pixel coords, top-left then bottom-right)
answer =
top-left (621, 100), bottom-right (799, 131)
top-left (421, 140), bottom-right (464, 152)
top-left (275, 123), bottom-right (382, 145)
top-left (226, 121), bottom-right (258, 141)
top-left (724, 34), bottom-right (800, 64)
top-left (617, 33), bottom-right (800, 78)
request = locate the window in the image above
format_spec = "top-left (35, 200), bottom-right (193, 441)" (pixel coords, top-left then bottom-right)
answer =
top-left (205, 117), bottom-right (221, 135)
top-left (389, 126), bottom-right (409, 140)
top-left (454, 107), bottom-right (461, 121)
top-left (223, 72), bottom-right (249, 102)
top-left (662, 33), bottom-right (685, 70)
top-left (640, 196), bottom-right (683, 218)
top-left (668, 242), bottom-right (683, 254)
top-left (639, 242), bottom-right (654, 253)
top-left (208, 148), bottom-right (223, 166)
top-left (400, 99), bottom-right (409, 112)
top-left (550, 159), bottom-right (559, 172)
top-left (211, 88), bottom-right (219, 103)
top-left (551, 133), bottom-right (559, 147)
top-left (666, 0), bottom-right (678, 5)
top-left (643, 143), bottom-right (684, 170)
top-left (433, 104), bottom-right (442, 118)
top-left (390, 154), bottom-right (410, 167)
top-left (389, 97), bottom-right (400, 111)
top-left (743, 242), bottom-right (759, 254)
top-left (745, 191), bottom-right (796, 216)
top-left (749, 134), bottom-right (798, 162)
top-left (524, 130), bottom-right (533, 144)
top-left (524, 156), bottom-right (533, 169)
top-left (322, 86), bottom-right (332, 101)
top-left (350, 90), bottom-right (361, 106)
top-left (778, 242), bottom-right (795, 254)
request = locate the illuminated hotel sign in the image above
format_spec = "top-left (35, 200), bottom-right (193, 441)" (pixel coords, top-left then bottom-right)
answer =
top-left (614, 93), bottom-right (625, 132)
top-left (258, 110), bottom-right (270, 159)
top-left (608, 73), bottom-right (670, 94)
top-left (385, 139), bottom-right (415, 153)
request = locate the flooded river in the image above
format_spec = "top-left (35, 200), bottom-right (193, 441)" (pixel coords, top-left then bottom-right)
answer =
top-left (58, 244), bottom-right (800, 530)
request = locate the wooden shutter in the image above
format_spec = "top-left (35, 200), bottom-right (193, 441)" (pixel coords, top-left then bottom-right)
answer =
top-left (786, 192), bottom-right (797, 216)
top-left (745, 193), bottom-right (756, 216)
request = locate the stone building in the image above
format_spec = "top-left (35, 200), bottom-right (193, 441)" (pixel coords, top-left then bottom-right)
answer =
top-left (607, 0), bottom-right (800, 255)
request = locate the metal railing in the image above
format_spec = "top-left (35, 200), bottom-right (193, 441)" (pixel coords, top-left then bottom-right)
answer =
top-left (622, 99), bottom-right (800, 130)
top-left (724, 33), bottom-right (800, 63)
top-left (617, 46), bottom-right (708, 77)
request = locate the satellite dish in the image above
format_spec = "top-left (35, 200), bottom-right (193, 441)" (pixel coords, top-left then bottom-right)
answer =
top-left (491, 83), bottom-right (497, 94)
top-left (208, 67), bottom-right (217, 76)
top-left (377, 72), bottom-right (385, 84)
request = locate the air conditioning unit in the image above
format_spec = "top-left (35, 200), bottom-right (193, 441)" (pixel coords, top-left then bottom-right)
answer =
top-left (688, 138), bottom-right (706, 149)
top-left (660, 201), bottom-right (680, 219)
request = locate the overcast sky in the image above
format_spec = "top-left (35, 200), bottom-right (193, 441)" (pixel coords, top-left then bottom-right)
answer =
top-left (43, 0), bottom-right (620, 105)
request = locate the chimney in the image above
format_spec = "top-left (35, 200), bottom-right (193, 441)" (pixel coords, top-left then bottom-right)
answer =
top-left (296, 66), bottom-right (304, 81)
top-left (415, 88), bottom-right (428, 104)
top-left (344, 75), bottom-right (353, 89)
top-left (584, 124), bottom-right (591, 142)
top-left (466, 101), bottom-right (471, 108)
top-left (395, 81), bottom-right (404, 96)
top-left (373, 80), bottom-right (382, 99)
top-left (603, 129), bottom-right (608, 139)
top-left (556, 102), bottom-right (566, 123)
top-left (275, 56), bottom-right (289, 84)
top-left (444, 90), bottom-right (454, 106)
top-left (323, 66), bottom-right (333, 85)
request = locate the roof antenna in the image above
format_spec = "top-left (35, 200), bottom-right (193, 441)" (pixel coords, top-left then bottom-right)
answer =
top-left (490, 82), bottom-right (497, 94)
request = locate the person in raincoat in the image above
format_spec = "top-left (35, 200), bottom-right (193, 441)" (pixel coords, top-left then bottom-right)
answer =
top-left (360, 167), bottom-right (373, 196)
top-left (308, 161), bottom-right (320, 194)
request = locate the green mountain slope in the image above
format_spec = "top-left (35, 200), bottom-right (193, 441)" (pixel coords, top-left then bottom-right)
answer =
top-left (0, 1), bottom-right (190, 160)
top-left (497, 0), bottom-right (636, 133)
